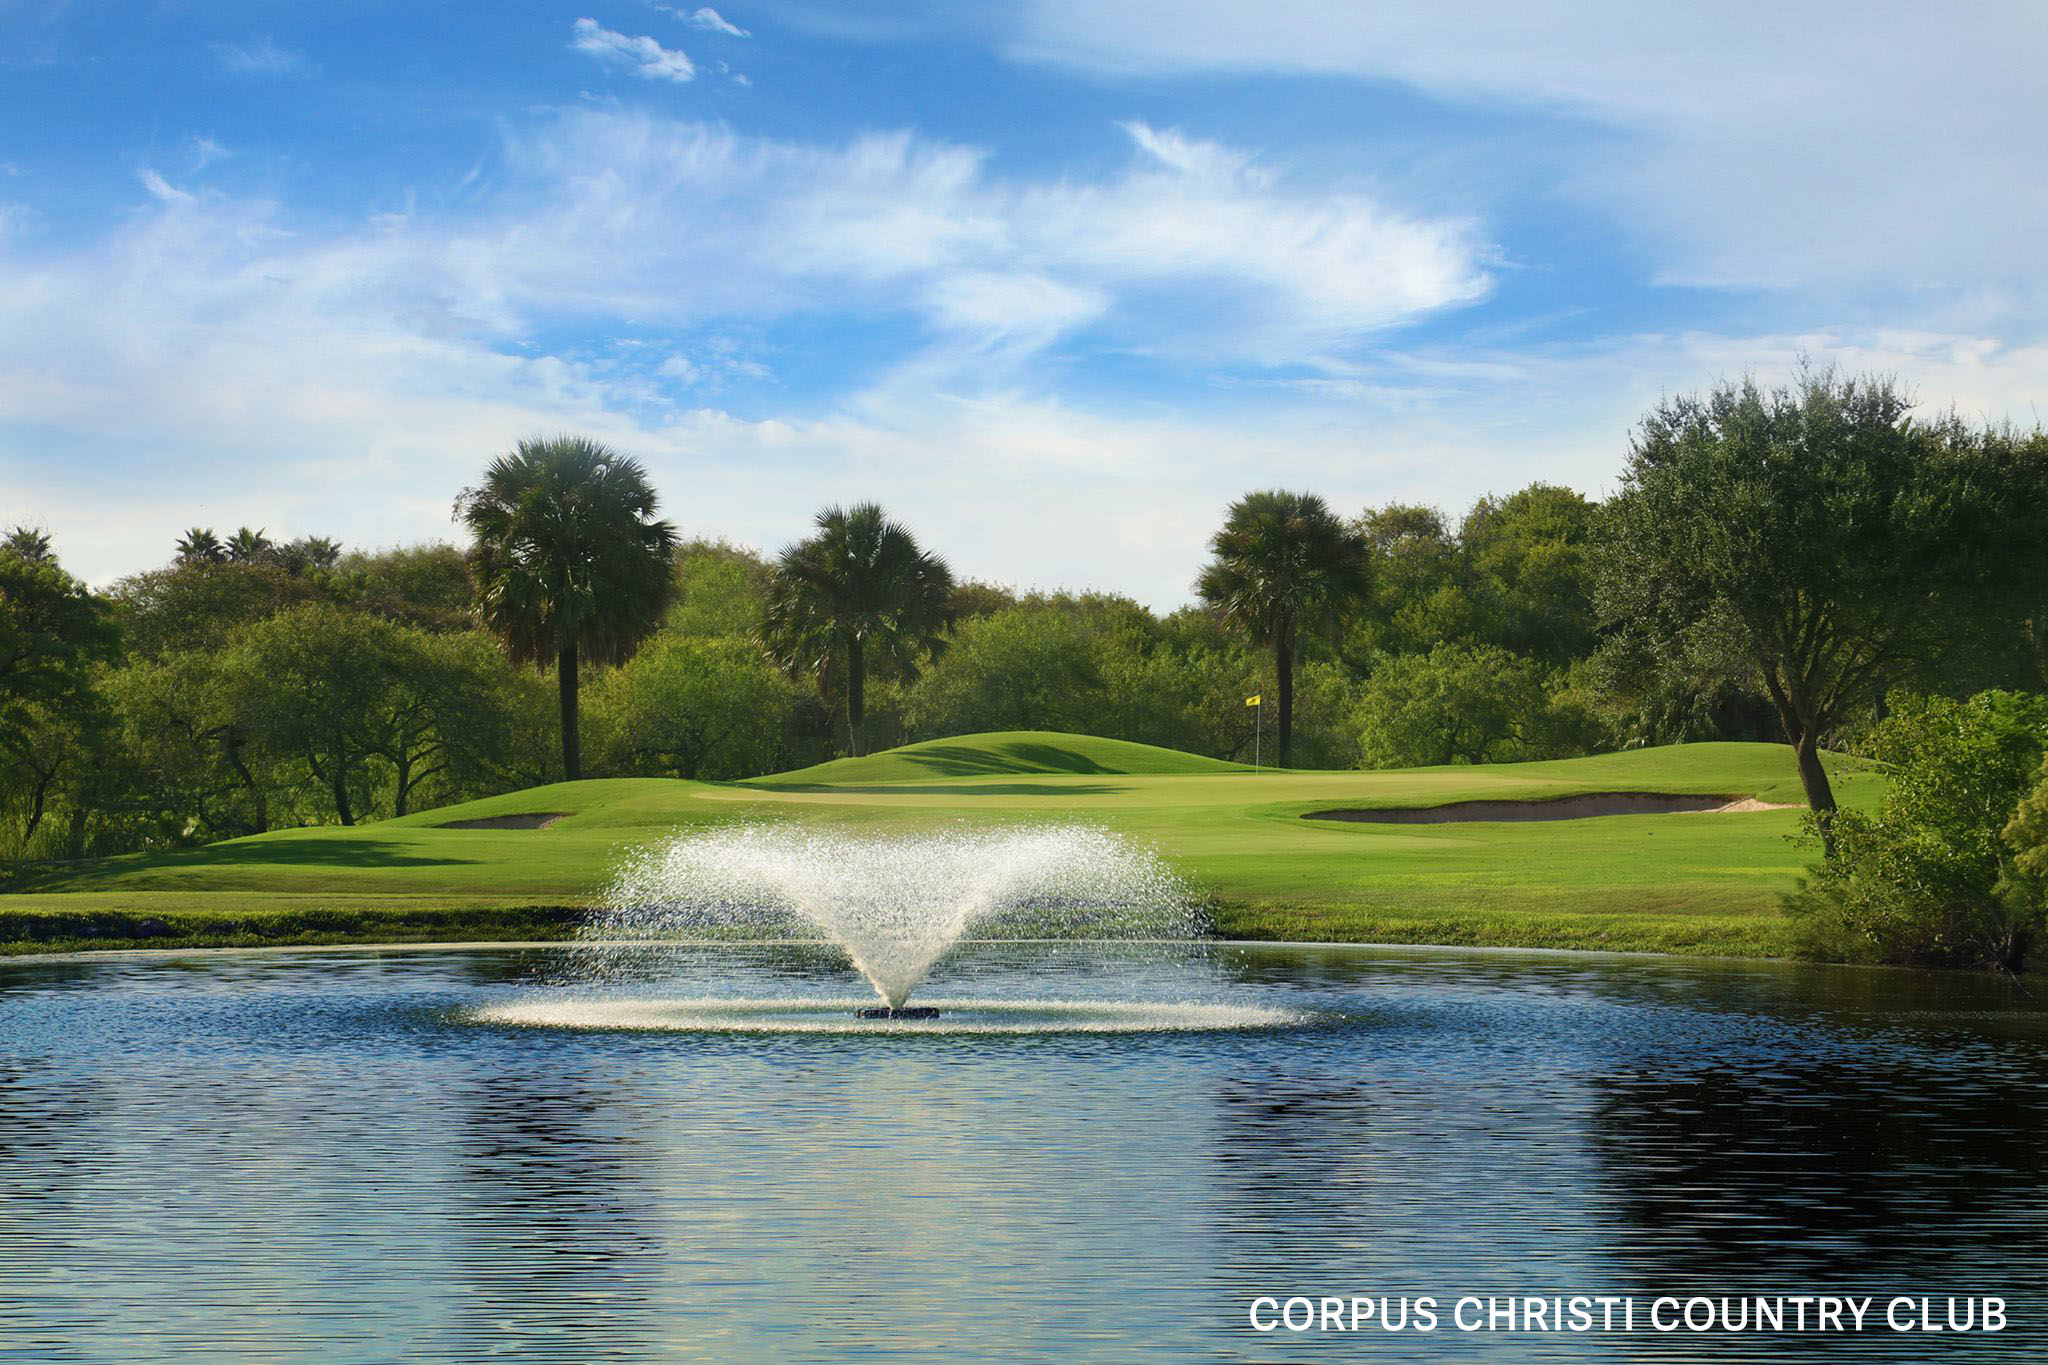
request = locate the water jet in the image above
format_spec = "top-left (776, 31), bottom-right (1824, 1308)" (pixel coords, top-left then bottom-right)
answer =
top-left (585, 824), bottom-right (1199, 1011)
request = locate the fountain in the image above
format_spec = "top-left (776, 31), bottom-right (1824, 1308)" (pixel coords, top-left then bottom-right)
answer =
top-left (581, 823), bottom-right (1202, 1018)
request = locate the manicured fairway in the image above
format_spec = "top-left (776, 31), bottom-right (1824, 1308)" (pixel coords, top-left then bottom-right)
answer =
top-left (3, 732), bottom-right (1880, 956)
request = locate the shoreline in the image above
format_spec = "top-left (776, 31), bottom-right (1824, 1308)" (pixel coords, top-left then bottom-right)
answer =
top-left (0, 897), bottom-right (1794, 963)
top-left (6, 934), bottom-right (2039, 993)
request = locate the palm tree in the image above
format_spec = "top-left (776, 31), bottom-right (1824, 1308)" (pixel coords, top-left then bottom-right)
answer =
top-left (458, 435), bottom-right (679, 780)
top-left (764, 503), bottom-right (954, 757)
top-left (299, 536), bottom-right (343, 570)
top-left (1197, 490), bottom-right (1369, 768)
top-left (3, 526), bottom-right (52, 563)
top-left (175, 527), bottom-right (225, 565)
top-left (225, 526), bottom-right (274, 563)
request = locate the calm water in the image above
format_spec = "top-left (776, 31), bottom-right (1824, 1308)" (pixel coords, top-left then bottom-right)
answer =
top-left (2, 942), bottom-right (2044, 1362)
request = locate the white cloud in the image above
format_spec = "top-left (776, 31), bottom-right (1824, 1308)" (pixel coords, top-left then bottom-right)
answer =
top-left (213, 37), bottom-right (312, 79)
top-left (1007, 1), bottom-right (2048, 310)
top-left (136, 169), bottom-right (190, 204)
top-left (9, 316), bottom-right (2045, 606)
top-left (679, 7), bottom-right (749, 38)
top-left (570, 18), bottom-right (696, 82)
top-left (0, 109), bottom-right (1493, 593)
top-left (187, 137), bottom-right (233, 173)
top-left (11, 109), bottom-right (2040, 603)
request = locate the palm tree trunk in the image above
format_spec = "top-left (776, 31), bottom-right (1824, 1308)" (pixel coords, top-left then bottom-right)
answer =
top-left (846, 638), bottom-right (866, 758)
top-left (1275, 639), bottom-right (1295, 769)
top-left (559, 640), bottom-right (582, 781)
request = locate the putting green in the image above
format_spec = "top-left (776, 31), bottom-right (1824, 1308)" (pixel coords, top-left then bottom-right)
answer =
top-left (4, 732), bottom-right (1880, 957)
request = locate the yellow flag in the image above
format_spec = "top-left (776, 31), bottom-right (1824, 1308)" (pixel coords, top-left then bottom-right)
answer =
top-left (1245, 694), bottom-right (1261, 707)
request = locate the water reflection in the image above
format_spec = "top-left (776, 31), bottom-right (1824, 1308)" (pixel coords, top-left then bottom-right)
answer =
top-left (1589, 1057), bottom-right (2048, 1283)
top-left (427, 1071), bottom-right (665, 1360)
top-left (0, 944), bottom-right (2041, 1361)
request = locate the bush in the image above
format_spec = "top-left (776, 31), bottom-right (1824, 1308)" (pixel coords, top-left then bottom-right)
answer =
top-left (588, 635), bottom-right (793, 780)
top-left (1354, 643), bottom-right (1593, 769)
top-left (1789, 691), bottom-right (2048, 971)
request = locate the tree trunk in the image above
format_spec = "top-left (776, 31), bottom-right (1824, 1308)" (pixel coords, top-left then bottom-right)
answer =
top-left (1761, 668), bottom-right (1837, 814)
top-left (846, 638), bottom-right (867, 758)
top-left (1274, 638), bottom-right (1295, 770)
top-left (1793, 728), bottom-right (1836, 813)
top-left (559, 640), bottom-right (581, 781)
top-left (21, 764), bottom-right (54, 850)
top-left (331, 749), bottom-right (355, 827)
top-left (394, 753), bottom-right (412, 818)
top-left (224, 730), bottom-right (267, 833)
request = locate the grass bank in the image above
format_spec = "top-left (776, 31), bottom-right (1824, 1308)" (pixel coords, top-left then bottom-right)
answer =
top-left (5, 732), bottom-right (1879, 958)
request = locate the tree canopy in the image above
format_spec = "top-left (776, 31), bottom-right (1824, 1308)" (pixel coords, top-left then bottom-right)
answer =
top-left (763, 503), bottom-right (954, 757)
top-left (1197, 490), bottom-right (1369, 767)
top-left (1595, 367), bottom-right (2048, 813)
top-left (458, 435), bottom-right (679, 780)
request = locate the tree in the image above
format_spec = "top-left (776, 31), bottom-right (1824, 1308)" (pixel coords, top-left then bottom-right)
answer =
top-left (458, 435), bottom-right (679, 781)
top-left (0, 547), bottom-right (120, 712)
top-left (904, 603), bottom-right (1108, 740)
top-left (373, 629), bottom-right (528, 816)
top-left (175, 527), bottom-right (225, 565)
top-left (1197, 490), bottom-right (1369, 768)
top-left (1348, 503), bottom-right (1471, 659)
top-left (1355, 643), bottom-right (1549, 768)
top-left (1791, 691), bottom-right (2048, 972)
top-left (1595, 367), bottom-right (2048, 813)
top-left (0, 694), bottom-right (113, 858)
top-left (110, 561), bottom-right (320, 658)
top-left (0, 546), bottom-right (121, 856)
top-left (2005, 755), bottom-right (2048, 950)
top-left (1460, 483), bottom-right (1600, 666)
top-left (225, 526), bottom-right (274, 563)
top-left (665, 539), bottom-right (773, 639)
top-left (107, 650), bottom-right (273, 841)
top-left (763, 503), bottom-right (955, 757)
top-left (591, 635), bottom-right (792, 780)
top-left (3, 526), bottom-right (52, 563)
top-left (335, 543), bottom-right (475, 631)
top-left (224, 605), bottom-right (402, 826)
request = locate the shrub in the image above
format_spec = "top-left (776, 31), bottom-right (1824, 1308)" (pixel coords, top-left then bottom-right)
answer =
top-left (1789, 691), bottom-right (2048, 971)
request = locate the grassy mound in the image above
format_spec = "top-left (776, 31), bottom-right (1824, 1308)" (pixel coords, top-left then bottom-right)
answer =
top-left (752, 730), bottom-right (1251, 785)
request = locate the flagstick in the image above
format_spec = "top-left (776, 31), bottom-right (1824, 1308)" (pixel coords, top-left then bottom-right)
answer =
top-left (1255, 699), bottom-right (1261, 774)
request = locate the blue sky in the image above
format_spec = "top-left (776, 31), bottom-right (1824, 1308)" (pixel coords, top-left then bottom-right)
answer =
top-left (3, 1), bottom-right (2045, 604)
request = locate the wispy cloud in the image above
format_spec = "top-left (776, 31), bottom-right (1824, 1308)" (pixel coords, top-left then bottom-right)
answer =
top-left (135, 169), bottom-right (190, 204)
top-left (11, 106), bottom-right (2041, 600)
top-left (570, 18), bottom-right (696, 82)
top-left (1007, 1), bottom-right (2048, 311)
top-left (187, 137), bottom-right (233, 173)
top-left (0, 109), bottom-right (1505, 591)
top-left (676, 6), bottom-right (749, 38)
top-left (212, 37), bottom-right (313, 79)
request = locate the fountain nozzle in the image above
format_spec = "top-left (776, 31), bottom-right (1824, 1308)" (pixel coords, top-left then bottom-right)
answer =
top-left (854, 1006), bottom-right (941, 1021)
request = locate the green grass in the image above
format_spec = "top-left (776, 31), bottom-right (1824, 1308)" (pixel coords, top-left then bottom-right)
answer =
top-left (5, 730), bottom-right (1880, 958)
top-left (760, 731), bottom-right (1251, 785)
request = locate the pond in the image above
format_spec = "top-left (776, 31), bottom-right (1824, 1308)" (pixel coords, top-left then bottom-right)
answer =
top-left (2, 942), bottom-right (2044, 1361)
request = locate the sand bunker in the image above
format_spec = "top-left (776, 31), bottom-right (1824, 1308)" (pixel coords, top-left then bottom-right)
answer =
top-left (1304, 792), bottom-right (1799, 824)
top-left (435, 813), bottom-right (568, 830)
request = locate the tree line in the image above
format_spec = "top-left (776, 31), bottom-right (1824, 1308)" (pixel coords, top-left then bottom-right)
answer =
top-left (5, 367), bottom-right (2048, 968)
